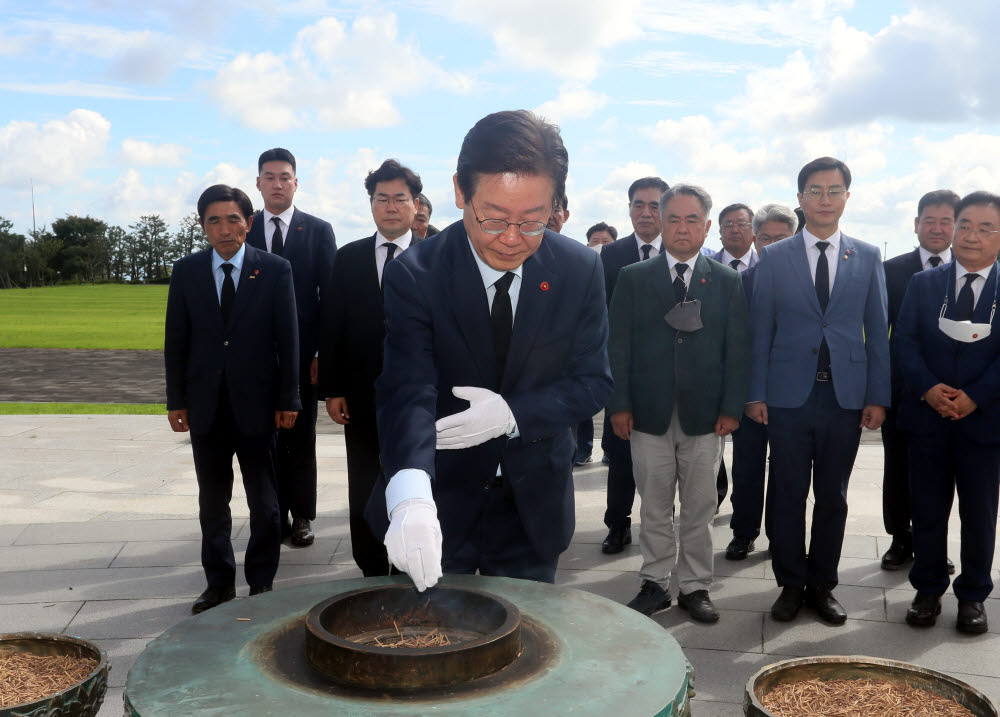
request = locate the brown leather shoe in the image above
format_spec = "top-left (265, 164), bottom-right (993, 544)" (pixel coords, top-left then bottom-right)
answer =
top-left (290, 517), bottom-right (314, 546)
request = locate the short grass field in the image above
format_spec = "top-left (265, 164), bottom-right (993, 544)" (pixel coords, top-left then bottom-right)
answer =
top-left (0, 284), bottom-right (167, 350)
top-left (0, 403), bottom-right (165, 415)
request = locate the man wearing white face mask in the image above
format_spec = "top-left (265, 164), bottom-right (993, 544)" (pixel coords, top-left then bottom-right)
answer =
top-left (895, 191), bottom-right (1000, 635)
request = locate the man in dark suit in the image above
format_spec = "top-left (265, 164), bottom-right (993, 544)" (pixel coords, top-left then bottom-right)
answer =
top-left (412, 193), bottom-right (433, 239)
top-left (879, 190), bottom-right (958, 571)
top-left (165, 185), bottom-right (300, 614)
top-left (747, 157), bottom-right (890, 625)
top-left (247, 148), bottom-right (336, 548)
top-left (609, 184), bottom-right (750, 622)
top-left (895, 191), bottom-right (1000, 634)
top-left (598, 176), bottom-right (669, 554)
top-left (372, 110), bottom-right (613, 589)
top-left (319, 159), bottom-right (424, 576)
top-left (725, 203), bottom-right (797, 561)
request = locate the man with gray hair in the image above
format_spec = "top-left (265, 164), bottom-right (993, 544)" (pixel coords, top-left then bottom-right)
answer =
top-left (412, 193), bottom-right (434, 239)
top-left (608, 184), bottom-right (750, 622)
top-left (725, 203), bottom-right (797, 560)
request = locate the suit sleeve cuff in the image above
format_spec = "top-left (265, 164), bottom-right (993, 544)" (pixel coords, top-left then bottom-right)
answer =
top-left (385, 469), bottom-right (433, 515)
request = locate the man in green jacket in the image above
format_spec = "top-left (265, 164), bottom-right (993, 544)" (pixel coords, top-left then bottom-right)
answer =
top-left (609, 184), bottom-right (750, 623)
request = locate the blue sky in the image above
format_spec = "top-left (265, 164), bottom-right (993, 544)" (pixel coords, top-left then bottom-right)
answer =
top-left (2, 0), bottom-right (999, 258)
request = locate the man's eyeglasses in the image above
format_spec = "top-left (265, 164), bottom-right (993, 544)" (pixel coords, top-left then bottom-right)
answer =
top-left (955, 222), bottom-right (1000, 239)
top-left (471, 200), bottom-right (547, 237)
top-left (721, 221), bottom-right (751, 231)
top-left (373, 195), bottom-right (412, 208)
top-left (801, 186), bottom-right (848, 200)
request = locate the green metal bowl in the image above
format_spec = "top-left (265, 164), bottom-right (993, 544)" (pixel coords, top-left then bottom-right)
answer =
top-left (0, 633), bottom-right (109, 717)
top-left (745, 655), bottom-right (998, 717)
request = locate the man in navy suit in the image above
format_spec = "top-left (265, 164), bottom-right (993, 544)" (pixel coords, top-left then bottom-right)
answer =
top-left (879, 190), bottom-right (958, 571)
top-left (373, 110), bottom-right (613, 589)
top-left (165, 185), bottom-right (300, 613)
top-left (724, 203), bottom-right (797, 561)
top-left (598, 176), bottom-right (669, 554)
top-left (747, 157), bottom-right (890, 625)
top-left (247, 148), bottom-right (337, 547)
top-left (896, 191), bottom-right (1000, 634)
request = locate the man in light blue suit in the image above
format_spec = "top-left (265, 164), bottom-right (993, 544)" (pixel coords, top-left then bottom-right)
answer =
top-left (747, 157), bottom-right (890, 625)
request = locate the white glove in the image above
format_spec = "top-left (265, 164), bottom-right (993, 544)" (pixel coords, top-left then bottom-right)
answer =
top-left (384, 498), bottom-right (442, 592)
top-left (435, 386), bottom-right (516, 449)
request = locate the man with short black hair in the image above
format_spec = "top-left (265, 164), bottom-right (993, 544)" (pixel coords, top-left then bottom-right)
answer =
top-left (248, 148), bottom-right (337, 548)
top-left (599, 176), bottom-right (669, 554)
top-left (319, 159), bottom-right (424, 577)
top-left (413, 193), bottom-right (434, 239)
top-left (547, 192), bottom-right (570, 233)
top-left (880, 190), bottom-right (959, 572)
top-left (587, 222), bottom-right (617, 247)
top-left (896, 191), bottom-right (1000, 634)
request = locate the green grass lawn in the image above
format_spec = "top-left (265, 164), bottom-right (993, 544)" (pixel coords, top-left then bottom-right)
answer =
top-left (0, 285), bottom-right (167, 349)
top-left (0, 403), bottom-right (165, 415)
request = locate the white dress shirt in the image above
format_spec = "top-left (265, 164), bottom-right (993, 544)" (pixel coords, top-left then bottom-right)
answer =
top-left (918, 245), bottom-right (952, 271)
top-left (636, 235), bottom-right (662, 259)
top-left (954, 262), bottom-right (995, 309)
top-left (664, 251), bottom-right (694, 294)
top-left (376, 230), bottom-right (414, 285)
top-left (721, 247), bottom-right (757, 273)
top-left (262, 205), bottom-right (295, 253)
top-left (211, 244), bottom-right (245, 303)
top-left (802, 227), bottom-right (842, 295)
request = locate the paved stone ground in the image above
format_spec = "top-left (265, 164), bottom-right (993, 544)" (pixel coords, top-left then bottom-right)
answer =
top-left (0, 415), bottom-right (997, 716)
top-left (0, 349), bottom-right (166, 403)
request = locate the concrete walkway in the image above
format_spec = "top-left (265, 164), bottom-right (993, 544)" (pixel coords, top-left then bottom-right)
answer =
top-left (0, 415), bottom-right (996, 716)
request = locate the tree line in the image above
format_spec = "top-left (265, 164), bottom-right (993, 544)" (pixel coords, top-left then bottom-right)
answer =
top-left (0, 213), bottom-right (209, 289)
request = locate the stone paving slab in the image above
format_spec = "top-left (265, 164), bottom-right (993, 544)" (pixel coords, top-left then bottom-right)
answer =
top-left (0, 348), bottom-right (165, 403)
top-left (0, 601), bottom-right (83, 633)
top-left (0, 542), bottom-right (124, 572)
top-left (67, 598), bottom-right (194, 639)
top-left (14, 518), bottom-right (242, 544)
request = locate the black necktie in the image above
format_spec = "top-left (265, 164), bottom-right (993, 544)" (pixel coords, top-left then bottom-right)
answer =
top-left (381, 243), bottom-right (398, 288)
top-left (491, 272), bottom-right (515, 385)
top-left (271, 217), bottom-right (284, 257)
top-left (220, 263), bottom-right (235, 324)
top-left (674, 263), bottom-right (688, 302)
top-left (730, 258), bottom-right (741, 270)
top-left (955, 273), bottom-right (977, 321)
top-left (815, 242), bottom-right (830, 311)
top-left (641, 244), bottom-right (653, 261)
top-left (929, 255), bottom-right (942, 268)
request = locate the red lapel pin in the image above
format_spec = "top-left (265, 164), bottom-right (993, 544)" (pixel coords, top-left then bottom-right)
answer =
top-left (539, 281), bottom-right (550, 291)
top-left (297, 226), bottom-right (303, 231)
top-left (699, 277), bottom-right (706, 284)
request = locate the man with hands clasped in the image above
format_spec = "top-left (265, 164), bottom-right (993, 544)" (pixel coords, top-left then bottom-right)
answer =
top-left (368, 110), bottom-right (613, 590)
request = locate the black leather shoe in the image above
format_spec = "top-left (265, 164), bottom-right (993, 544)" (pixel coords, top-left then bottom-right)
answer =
top-left (290, 517), bottom-right (314, 547)
top-left (192, 586), bottom-right (236, 614)
top-left (905, 591), bottom-right (941, 627)
top-left (880, 536), bottom-right (913, 570)
top-left (771, 587), bottom-right (804, 621)
top-left (678, 589), bottom-right (720, 623)
top-left (957, 600), bottom-right (988, 634)
top-left (601, 525), bottom-right (632, 554)
top-left (627, 580), bottom-right (671, 616)
top-left (574, 455), bottom-right (593, 466)
top-left (947, 558), bottom-right (956, 575)
top-left (806, 587), bottom-right (847, 625)
top-left (249, 584), bottom-right (273, 596)
top-left (725, 536), bottom-right (755, 561)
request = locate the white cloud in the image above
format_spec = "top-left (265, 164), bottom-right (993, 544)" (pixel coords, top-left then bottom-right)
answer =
top-left (622, 51), bottom-right (751, 76)
top-left (0, 110), bottom-right (111, 189)
top-left (120, 140), bottom-right (192, 168)
top-left (0, 82), bottom-right (172, 101)
top-left (535, 85), bottom-right (611, 123)
top-left (207, 14), bottom-right (472, 131)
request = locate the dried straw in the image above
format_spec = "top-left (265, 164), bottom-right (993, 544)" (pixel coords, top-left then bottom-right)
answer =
top-left (760, 677), bottom-right (974, 716)
top-left (0, 649), bottom-right (99, 708)
top-left (367, 620), bottom-right (453, 649)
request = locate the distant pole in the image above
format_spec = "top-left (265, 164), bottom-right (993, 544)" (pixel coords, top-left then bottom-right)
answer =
top-left (884, 240), bottom-right (887, 257)
top-left (30, 178), bottom-right (36, 238)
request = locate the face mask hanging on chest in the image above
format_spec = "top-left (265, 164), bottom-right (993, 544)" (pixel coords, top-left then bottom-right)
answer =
top-left (664, 299), bottom-right (703, 332)
top-left (937, 277), bottom-right (997, 343)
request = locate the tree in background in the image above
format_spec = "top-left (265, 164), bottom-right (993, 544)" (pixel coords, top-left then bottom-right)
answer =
top-left (105, 225), bottom-right (129, 282)
top-left (129, 214), bottom-right (170, 282)
top-left (24, 228), bottom-right (62, 286)
top-left (172, 211), bottom-right (207, 258)
top-left (51, 215), bottom-right (109, 282)
top-left (0, 217), bottom-right (27, 289)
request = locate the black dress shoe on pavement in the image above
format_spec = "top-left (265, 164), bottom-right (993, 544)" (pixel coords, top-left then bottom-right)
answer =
top-left (574, 455), bottom-right (593, 467)
top-left (249, 584), bottom-right (273, 596)
top-left (957, 600), bottom-right (988, 634)
top-left (627, 580), bottom-right (671, 616)
top-left (771, 587), bottom-right (804, 622)
top-left (725, 536), bottom-right (755, 561)
top-left (947, 557), bottom-right (956, 575)
top-left (880, 536), bottom-right (913, 570)
top-left (601, 525), bottom-right (632, 554)
top-left (905, 591), bottom-right (941, 627)
top-left (678, 589), bottom-right (720, 623)
top-left (192, 586), bottom-right (236, 614)
top-left (290, 517), bottom-right (315, 547)
top-left (806, 587), bottom-right (847, 625)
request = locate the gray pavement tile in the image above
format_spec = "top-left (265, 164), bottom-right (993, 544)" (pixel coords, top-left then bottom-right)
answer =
top-left (28, 492), bottom-right (199, 520)
top-left (110, 538), bottom-right (343, 569)
top-left (14, 519), bottom-right (237, 545)
top-left (0, 523), bottom-right (26, 545)
top-left (97, 687), bottom-right (125, 717)
top-left (0, 542), bottom-right (123, 572)
top-left (67, 598), bottom-right (193, 639)
top-left (90, 638), bottom-right (153, 688)
top-left (558, 540), bottom-right (642, 572)
top-left (840, 533), bottom-right (879, 559)
top-left (684, 648), bottom-right (776, 704)
top-left (952, 672), bottom-right (1000, 710)
top-left (885, 587), bottom-right (999, 634)
top-left (834, 556), bottom-right (914, 589)
top-left (291, 515), bottom-right (350, 541)
top-left (686, 700), bottom-right (744, 717)
top-left (555, 567), bottom-right (639, 605)
top-left (0, 419), bottom-right (44, 437)
top-left (713, 550), bottom-right (768, 579)
top-left (708, 575), bottom-right (781, 614)
top-left (654, 608), bottom-right (764, 654)
top-left (0, 566), bottom-right (207, 602)
top-left (0, 601), bottom-right (83, 633)
top-left (272, 563), bottom-right (363, 587)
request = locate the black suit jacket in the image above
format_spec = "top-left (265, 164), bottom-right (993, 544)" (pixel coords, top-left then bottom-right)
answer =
top-left (600, 233), bottom-right (642, 307)
top-left (884, 248), bottom-right (925, 401)
top-left (164, 245), bottom-right (301, 435)
top-left (318, 232), bottom-right (422, 416)
top-left (247, 208), bottom-right (336, 371)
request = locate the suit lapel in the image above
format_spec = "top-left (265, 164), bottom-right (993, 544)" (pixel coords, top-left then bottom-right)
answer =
top-left (246, 211), bottom-right (266, 251)
top-left (199, 250), bottom-right (225, 332)
top-left (908, 248), bottom-right (923, 275)
top-left (503, 238), bottom-right (561, 391)
top-left (226, 245), bottom-right (259, 329)
top-left (787, 235), bottom-right (822, 314)
top-left (686, 254), bottom-right (713, 304)
top-left (625, 234), bottom-right (641, 264)
top-left (973, 263), bottom-right (999, 323)
top-left (442, 229), bottom-right (495, 384)
top-left (828, 234), bottom-right (859, 308)
top-left (650, 253), bottom-right (677, 314)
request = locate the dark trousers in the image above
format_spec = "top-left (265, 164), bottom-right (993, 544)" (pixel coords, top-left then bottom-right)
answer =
top-left (880, 406), bottom-right (911, 539)
top-left (908, 427), bottom-right (1000, 602)
top-left (574, 416), bottom-right (594, 463)
top-left (190, 395), bottom-right (280, 589)
top-left (443, 477), bottom-right (558, 583)
top-left (345, 414), bottom-right (391, 576)
top-left (602, 413), bottom-right (635, 529)
top-left (768, 381), bottom-right (861, 590)
top-left (276, 372), bottom-right (318, 522)
top-left (730, 414), bottom-right (770, 540)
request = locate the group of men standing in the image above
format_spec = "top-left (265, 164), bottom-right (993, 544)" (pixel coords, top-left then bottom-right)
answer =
top-left (163, 111), bottom-right (1000, 637)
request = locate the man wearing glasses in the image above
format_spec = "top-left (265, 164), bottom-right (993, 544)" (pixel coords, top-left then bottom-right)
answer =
top-left (895, 191), bottom-right (1000, 635)
top-left (747, 156), bottom-right (890, 625)
top-left (369, 110), bottom-right (613, 588)
top-left (318, 159), bottom-right (424, 577)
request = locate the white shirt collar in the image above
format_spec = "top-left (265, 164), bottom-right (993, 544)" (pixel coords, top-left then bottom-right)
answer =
top-left (211, 242), bottom-right (246, 273)
top-left (636, 234), bottom-right (662, 254)
top-left (263, 205), bottom-right (295, 227)
top-left (918, 245), bottom-right (952, 268)
top-left (377, 229), bottom-right (413, 250)
top-left (467, 235), bottom-right (524, 290)
top-left (721, 247), bottom-right (757, 267)
top-left (802, 226), bottom-right (842, 251)
top-left (955, 261), bottom-right (994, 282)
top-left (664, 250), bottom-right (696, 274)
